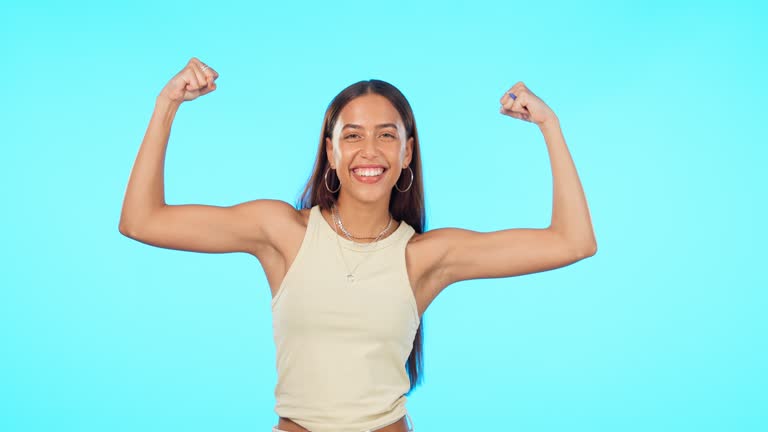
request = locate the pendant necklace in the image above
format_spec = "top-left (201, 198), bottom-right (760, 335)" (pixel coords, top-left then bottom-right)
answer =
top-left (330, 204), bottom-right (394, 283)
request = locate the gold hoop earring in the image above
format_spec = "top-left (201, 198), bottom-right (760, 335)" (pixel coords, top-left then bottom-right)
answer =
top-left (324, 167), bottom-right (341, 193)
top-left (395, 166), bottom-right (414, 193)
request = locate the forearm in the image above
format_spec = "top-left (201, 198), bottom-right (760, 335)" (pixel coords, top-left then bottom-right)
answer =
top-left (540, 119), bottom-right (597, 252)
top-left (119, 96), bottom-right (181, 232)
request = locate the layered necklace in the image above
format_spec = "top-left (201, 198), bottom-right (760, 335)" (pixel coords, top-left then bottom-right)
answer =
top-left (330, 203), bottom-right (395, 283)
top-left (331, 203), bottom-right (393, 241)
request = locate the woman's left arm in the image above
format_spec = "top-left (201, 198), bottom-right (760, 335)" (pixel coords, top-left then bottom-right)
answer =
top-left (429, 82), bottom-right (597, 286)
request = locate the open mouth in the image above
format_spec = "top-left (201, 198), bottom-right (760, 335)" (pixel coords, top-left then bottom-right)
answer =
top-left (350, 167), bottom-right (387, 183)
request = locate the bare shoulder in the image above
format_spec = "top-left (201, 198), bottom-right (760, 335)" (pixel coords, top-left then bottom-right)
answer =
top-left (239, 198), bottom-right (298, 216)
top-left (241, 199), bottom-right (307, 254)
top-left (241, 199), bottom-right (304, 226)
top-left (406, 227), bottom-right (454, 256)
top-left (405, 228), bottom-right (464, 268)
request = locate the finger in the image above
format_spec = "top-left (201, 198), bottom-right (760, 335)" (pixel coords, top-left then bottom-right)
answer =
top-left (501, 97), bottom-right (514, 111)
top-left (501, 107), bottom-right (533, 123)
top-left (500, 87), bottom-right (518, 105)
top-left (204, 68), bottom-right (219, 88)
top-left (188, 58), bottom-right (209, 87)
top-left (511, 96), bottom-right (528, 114)
top-left (509, 91), bottom-right (532, 115)
top-left (509, 84), bottom-right (528, 101)
top-left (199, 80), bottom-right (217, 96)
top-left (501, 87), bottom-right (517, 109)
top-left (500, 106), bottom-right (524, 120)
top-left (184, 68), bottom-right (202, 91)
top-left (197, 62), bottom-right (214, 86)
top-left (189, 63), bottom-right (209, 90)
top-left (204, 64), bottom-right (220, 82)
top-left (502, 92), bottom-right (522, 112)
top-left (192, 58), bottom-right (218, 84)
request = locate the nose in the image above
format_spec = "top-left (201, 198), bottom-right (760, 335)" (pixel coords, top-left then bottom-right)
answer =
top-left (360, 136), bottom-right (378, 157)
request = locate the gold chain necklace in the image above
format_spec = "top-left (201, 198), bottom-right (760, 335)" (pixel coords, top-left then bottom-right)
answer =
top-left (332, 203), bottom-right (393, 240)
top-left (329, 206), bottom-right (394, 283)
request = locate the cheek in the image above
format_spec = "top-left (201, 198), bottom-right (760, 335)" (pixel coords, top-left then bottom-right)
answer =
top-left (337, 141), bottom-right (404, 168)
top-left (393, 141), bottom-right (407, 163)
top-left (337, 143), bottom-right (351, 160)
top-left (332, 140), bottom-right (344, 166)
top-left (372, 144), bottom-right (403, 168)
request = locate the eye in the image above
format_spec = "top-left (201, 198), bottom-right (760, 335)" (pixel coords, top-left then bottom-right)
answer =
top-left (381, 132), bottom-right (396, 139)
top-left (344, 133), bottom-right (361, 139)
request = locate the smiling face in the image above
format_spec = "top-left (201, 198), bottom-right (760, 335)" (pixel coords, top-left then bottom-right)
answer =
top-left (325, 93), bottom-right (414, 204)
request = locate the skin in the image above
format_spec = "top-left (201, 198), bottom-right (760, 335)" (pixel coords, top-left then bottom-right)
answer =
top-left (119, 57), bottom-right (597, 432)
top-left (325, 93), bottom-right (414, 237)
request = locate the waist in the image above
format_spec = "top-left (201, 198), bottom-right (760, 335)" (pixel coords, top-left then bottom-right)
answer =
top-left (277, 414), bottom-right (411, 432)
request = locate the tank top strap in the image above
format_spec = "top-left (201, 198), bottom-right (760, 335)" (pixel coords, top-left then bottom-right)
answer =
top-left (307, 204), bottom-right (322, 233)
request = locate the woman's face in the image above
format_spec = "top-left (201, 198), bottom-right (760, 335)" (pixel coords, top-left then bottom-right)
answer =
top-left (325, 93), bottom-right (413, 204)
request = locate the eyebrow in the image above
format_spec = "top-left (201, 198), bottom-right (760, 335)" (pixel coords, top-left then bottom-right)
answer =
top-left (342, 123), bottom-right (399, 130)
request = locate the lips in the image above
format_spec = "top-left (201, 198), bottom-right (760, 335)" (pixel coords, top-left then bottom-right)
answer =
top-left (352, 167), bottom-right (385, 177)
top-left (350, 165), bottom-right (387, 184)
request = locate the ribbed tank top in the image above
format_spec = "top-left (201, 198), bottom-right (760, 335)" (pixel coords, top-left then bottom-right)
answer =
top-left (271, 205), bottom-right (420, 432)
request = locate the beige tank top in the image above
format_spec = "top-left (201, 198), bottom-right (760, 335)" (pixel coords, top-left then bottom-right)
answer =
top-left (271, 205), bottom-right (420, 432)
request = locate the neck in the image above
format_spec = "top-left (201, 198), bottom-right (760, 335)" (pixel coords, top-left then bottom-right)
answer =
top-left (335, 194), bottom-right (393, 238)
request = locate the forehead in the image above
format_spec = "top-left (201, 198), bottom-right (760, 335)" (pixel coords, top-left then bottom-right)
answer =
top-left (338, 94), bottom-right (403, 127)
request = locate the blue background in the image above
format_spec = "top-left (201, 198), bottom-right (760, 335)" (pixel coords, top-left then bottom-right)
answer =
top-left (2, 0), bottom-right (766, 431)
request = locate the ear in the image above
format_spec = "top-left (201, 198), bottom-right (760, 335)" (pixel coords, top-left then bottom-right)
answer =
top-left (325, 136), bottom-right (335, 169)
top-left (402, 137), bottom-right (414, 168)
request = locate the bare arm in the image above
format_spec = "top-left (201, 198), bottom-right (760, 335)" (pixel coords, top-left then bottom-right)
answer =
top-left (428, 82), bottom-right (597, 287)
top-left (118, 95), bottom-right (180, 232)
top-left (118, 58), bottom-right (295, 256)
top-left (540, 118), bottom-right (596, 247)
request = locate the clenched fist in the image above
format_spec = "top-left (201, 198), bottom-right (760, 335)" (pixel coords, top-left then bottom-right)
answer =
top-left (158, 57), bottom-right (219, 104)
top-left (499, 82), bottom-right (558, 127)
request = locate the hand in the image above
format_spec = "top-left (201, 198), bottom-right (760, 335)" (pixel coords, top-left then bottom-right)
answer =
top-left (499, 82), bottom-right (558, 127)
top-left (158, 57), bottom-right (219, 104)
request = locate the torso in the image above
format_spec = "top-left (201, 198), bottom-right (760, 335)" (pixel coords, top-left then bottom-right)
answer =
top-left (255, 206), bottom-right (445, 432)
top-left (253, 206), bottom-right (445, 326)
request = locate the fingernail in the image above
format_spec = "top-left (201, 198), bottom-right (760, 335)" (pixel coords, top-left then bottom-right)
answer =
top-left (508, 92), bottom-right (517, 100)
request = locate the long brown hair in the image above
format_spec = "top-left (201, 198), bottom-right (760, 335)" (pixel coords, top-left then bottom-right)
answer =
top-left (297, 79), bottom-right (426, 392)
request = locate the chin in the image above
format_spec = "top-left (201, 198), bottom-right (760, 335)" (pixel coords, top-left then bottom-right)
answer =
top-left (340, 172), bottom-right (395, 202)
top-left (346, 185), bottom-right (392, 204)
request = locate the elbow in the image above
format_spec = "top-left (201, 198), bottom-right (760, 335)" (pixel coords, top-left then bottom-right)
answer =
top-left (118, 206), bottom-right (134, 237)
top-left (577, 242), bottom-right (597, 259)
top-left (118, 206), bottom-right (159, 238)
top-left (565, 237), bottom-right (596, 261)
top-left (118, 220), bottom-right (135, 238)
top-left (118, 215), bottom-right (142, 238)
top-left (552, 228), bottom-right (597, 260)
top-left (576, 231), bottom-right (597, 258)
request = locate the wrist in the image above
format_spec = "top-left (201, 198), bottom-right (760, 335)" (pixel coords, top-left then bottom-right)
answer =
top-left (156, 91), bottom-right (183, 111)
top-left (537, 115), bottom-right (560, 131)
top-left (153, 94), bottom-right (182, 125)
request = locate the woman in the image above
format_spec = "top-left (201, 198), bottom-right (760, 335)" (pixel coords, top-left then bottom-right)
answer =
top-left (119, 57), bottom-right (597, 432)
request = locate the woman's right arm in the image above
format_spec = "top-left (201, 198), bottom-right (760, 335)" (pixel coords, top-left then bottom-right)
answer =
top-left (118, 57), bottom-right (294, 256)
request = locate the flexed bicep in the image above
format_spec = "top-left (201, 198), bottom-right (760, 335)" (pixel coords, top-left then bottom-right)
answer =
top-left (431, 227), bottom-right (594, 285)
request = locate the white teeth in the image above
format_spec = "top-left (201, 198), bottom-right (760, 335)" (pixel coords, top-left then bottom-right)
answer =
top-left (353, 167), bottom-right (385, 177)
